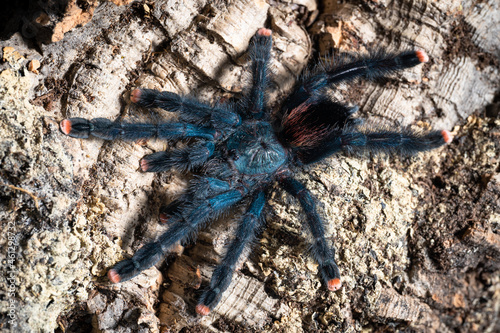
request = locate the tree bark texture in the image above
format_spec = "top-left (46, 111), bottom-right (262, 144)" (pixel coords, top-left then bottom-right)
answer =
top-left (0, 0), bottom-right (499, 332)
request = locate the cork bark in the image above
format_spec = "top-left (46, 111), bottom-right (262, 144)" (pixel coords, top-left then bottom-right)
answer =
top-left (0, 0), bottom-right (499, 332)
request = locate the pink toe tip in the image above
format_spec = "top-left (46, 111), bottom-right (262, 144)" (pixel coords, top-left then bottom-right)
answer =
top-left (441, 130), bottom-right (453, 144)
top-left (416, 50), bottom-right (429, 63)
top-left (257, 28), bottom-right (272, 37)
top-left (328, 278), bottom-right (342, 291)
top-left (196, 304), bottom-right (210, 316)
top-left (60, 119), bottom-right (72, 135)
top-left (108, 269), bottom-right (121, 283)
top-left (130, 89), bottom-right (142, 103)
top-left (140, 159), bottom-right (149, 172)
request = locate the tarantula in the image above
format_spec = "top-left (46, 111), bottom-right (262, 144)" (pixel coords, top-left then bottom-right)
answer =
top-left (60, 28), bottom-right (452, 315)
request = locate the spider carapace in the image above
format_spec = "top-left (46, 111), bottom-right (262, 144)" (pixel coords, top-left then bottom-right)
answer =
top-left (61, 28), bottom-right (452, 315)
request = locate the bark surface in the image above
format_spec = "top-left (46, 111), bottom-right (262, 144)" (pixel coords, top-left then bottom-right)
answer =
top-left (0, 0), bottom-right (499, 332)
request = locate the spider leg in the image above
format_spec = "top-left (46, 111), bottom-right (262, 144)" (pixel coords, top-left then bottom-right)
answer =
top-left (159, 177), bottom-right (231, 223)
top-left (196, 191), bottom-right (265, 316)
top-left (131, 89), bottom-right (241, 130)
top-left (60, 117), bottom-right (215, 141)
top-left (287, 50), bottom-right (429, 107)
top-left (299, 127), bottom-right (452, 164)
top-left (108, 189), bottom-right (244, 283)
top-left (283, 50), bottom-right (429, 114)
top-left (278, 174), bottom-right (342, 291)
top-left (340, 128), bottom-right (453, 153)
top-left (191, 176), bottom-right (232, 196)
top-left (158, 197), bottom-right (187, 224)
top-left (244, 28), bottom-right (273, 119)
top-left (140, 141), bottom-right (215, 172)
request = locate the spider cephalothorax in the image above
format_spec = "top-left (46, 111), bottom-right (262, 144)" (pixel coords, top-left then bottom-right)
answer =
top-left (60, 28), bottom-right (451, 315)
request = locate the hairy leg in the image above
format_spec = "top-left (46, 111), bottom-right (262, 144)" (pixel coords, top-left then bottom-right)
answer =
top-left (158, 177), bottom-right (232, 223)
top-left (108, 189), bottom-right (244, 283)
top-left (244, 28), bottom-right (273, 119)
top-left (284, 50), bottom-right (429, 111)
top-left (140, 141), bottom-right (215, 172)
top-left (60, 117), bottom-right (215, 140)
top-left (298, 127), bottom-right (453, 164)
top-left (278, 174), bottom-right (342, 292)
top-left (132, 89), bottom-right (240, 130)
top-left (290, 120), bottom-right (453, 164)
top-left (196, 191), bottom-right (265, 315)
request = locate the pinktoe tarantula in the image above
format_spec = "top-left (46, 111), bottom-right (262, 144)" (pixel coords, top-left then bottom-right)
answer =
top-left (60, 28), bottom-right (452, 315)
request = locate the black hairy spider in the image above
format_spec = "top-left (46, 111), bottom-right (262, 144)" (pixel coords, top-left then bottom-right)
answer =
top-left (60, 28), bottom-right (452, 316)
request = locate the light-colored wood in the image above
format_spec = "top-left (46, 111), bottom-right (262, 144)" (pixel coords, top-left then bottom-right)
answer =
top-left (0, 0), bottom-right (498, 332)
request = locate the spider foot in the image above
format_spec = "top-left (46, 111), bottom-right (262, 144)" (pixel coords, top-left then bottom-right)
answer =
top-left (254, 28), bottom-right (272, 48)
top-left (196, 304), bottom-right (211, 316)
top-left (140, 155), bottom-right (158, 172)
top-left (328, 278), bottom-right (342, 291)
top-left (108, 242), bottom-right (165, 283)
top-left (107, 261), bottom-right (136, 284)
top-left (415, 50), bottom-right (429, 63)
top-left (60, 117), bottom-right (121, 140)
top-left (130, 88), bottom-right (158, 107)
top-left (320, 260), bottom-right (342, 291)
top-left (159, 200), bottom-right (184, 224)
top-left (130, 88), bottom-right (142, 104)
top-left (107, 269), bottom-right (121, 283)
top-left (257, 28), bottom-right (272, 37)
top-left (441, 130), bottom-right (453, 144)
top-left (60, 118), bottom-right (92, 138)
top-left (141, 142), bottom-right (214, 173)
top-left (196, 288), bottom-right (220, 316)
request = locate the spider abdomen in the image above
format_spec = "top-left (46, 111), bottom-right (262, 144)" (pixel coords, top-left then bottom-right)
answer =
top-left (226, 121), bottom-right (286, 175)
